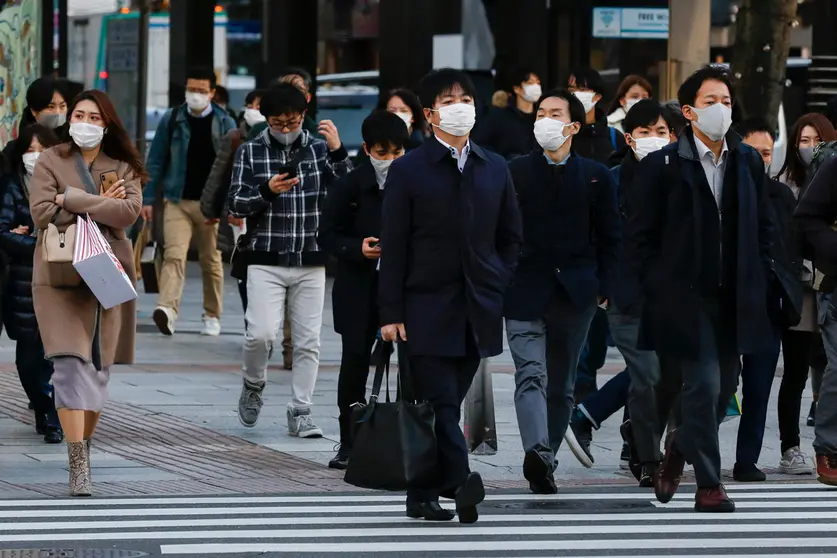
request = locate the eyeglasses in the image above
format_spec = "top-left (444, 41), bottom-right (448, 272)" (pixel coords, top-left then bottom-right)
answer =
top-left (267, 116), bottom-right (303, 131)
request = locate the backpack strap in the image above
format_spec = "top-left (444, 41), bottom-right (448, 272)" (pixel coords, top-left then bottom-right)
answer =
top-left (609, 127), bottom-right (618, 150)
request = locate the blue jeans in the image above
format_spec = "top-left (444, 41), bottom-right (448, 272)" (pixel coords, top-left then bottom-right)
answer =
top-left (736, 325), bottom-right (781, 465)
top-left (576, 307), bottom-right (609, 395)
top-left (578, 369), bottom-right (630, 428)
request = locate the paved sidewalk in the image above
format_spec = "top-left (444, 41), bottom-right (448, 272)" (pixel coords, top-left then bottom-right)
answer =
top-left (0, 263), bottom-right (818, 498)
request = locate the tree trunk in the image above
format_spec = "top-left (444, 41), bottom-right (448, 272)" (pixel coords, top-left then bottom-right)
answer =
top-left (731, 0), bottom-right (798, 130)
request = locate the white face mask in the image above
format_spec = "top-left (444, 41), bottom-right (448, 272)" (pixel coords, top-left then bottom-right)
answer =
top-left (394, 111), bottom-right (413, 130)
top-left (624, 98), bottom-right (641, 112)
top-left (799, 146), bottom-right (816, 167)
top-left (22, 152), bottom-right (40, 175)
top-left (574, 91), bottom-right (598, 114)
top-left (691, 103), bottom-right (732, 142)
top-left (270, 127), bottom-right (303, 146)
top-left (185, 92), bottom-right (211, 113)
top-left (534, 118), bottom-right (572, 152)
top-left (631, 136), bottom-right (669, 160)
top-left (432, 103), bottom-right (476, 137)
top-left (522, 84), bottom-right (542, 103)
top-left (69, 122), bottom-right (105, 150)
top-left (37, 112), bottom-right (66, 129)
top-left (243, 108), bottom-right (266, 127)
top-left (369, 157), bottom-right (394, 188)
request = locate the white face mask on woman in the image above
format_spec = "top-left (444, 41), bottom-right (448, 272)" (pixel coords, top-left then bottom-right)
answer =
top-left (22, 152), bottom-right (40, 175)
top-left (573, 91), bottom-right (598, 114)
top-left (69, 122), bottom-right (105, 150)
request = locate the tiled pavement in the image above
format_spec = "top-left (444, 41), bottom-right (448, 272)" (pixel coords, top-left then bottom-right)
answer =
top-left (0, 263), bottom-right (819, 498)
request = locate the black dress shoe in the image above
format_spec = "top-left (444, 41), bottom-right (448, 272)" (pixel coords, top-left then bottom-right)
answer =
top-left (639, 463), bottom-right (658, 488)
top-left (43, 426), bottom-right (64, 444)
top-left (328, 445), bottom-right (351, 470)
top-left (405, 501), bottom-right (455, 521)
top-left (34, 412), bottom-right (46, 435)
top-left (733, 462), bottom-right (766, 482)
top-left (455, 472), bottom-right (485, 524)
top-left (523, 450), bottom-right (558, 494)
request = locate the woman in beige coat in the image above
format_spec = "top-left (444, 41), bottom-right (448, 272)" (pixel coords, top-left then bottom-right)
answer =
top-left (29, 89), bottom-right (144, 497)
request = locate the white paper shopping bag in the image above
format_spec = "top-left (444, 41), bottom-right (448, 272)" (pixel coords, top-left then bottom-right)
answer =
top-left (72, 214), bottom-right (137, 309)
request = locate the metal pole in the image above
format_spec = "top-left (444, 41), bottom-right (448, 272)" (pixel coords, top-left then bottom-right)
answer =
top-left (135, 0), bottom-right (150, 153)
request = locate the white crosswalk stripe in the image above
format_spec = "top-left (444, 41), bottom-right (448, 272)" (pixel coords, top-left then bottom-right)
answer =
top-left (0, 484), bottom-right (835, 556)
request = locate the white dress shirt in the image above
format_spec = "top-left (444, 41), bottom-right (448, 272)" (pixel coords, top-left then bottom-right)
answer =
top-left (435, 135), bottom-right (471, 173)
top-left (693, 134), bottom-right (729, 209)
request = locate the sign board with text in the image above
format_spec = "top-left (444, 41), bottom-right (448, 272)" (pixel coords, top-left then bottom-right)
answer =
top-left (592, 7), bottom-right (669, 40)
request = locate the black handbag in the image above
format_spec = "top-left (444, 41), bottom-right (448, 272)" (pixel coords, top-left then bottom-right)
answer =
top-left (772, 260), bottom-right (804, 329)
top-left (344, 340), bottom-right (439, 491)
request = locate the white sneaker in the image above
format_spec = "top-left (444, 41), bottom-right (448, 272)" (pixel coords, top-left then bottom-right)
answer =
top-left (779, 446), bottom-right (815, 475)
top-left (201, 316), bottom-right (221, 336)
top-left (153, 306), bottom-right (176, 336)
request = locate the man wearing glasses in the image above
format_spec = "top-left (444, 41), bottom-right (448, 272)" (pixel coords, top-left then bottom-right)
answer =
top-left (229, 83), bottom-right (351, 438)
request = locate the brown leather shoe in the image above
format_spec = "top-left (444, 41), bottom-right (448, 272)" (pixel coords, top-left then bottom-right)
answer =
top-left (694, 485), bottom-right (735, 513)
top-left (816, 454), bottom-right (837, 486)
top-left (654, 429), bottom-right (685, 504)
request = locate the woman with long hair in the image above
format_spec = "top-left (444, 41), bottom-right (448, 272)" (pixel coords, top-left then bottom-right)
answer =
top-left (377, 88), bottom-right (428, 147)
top-left (0, 124), bottom-right (64, 444)
top-left (607, 75), bottom-right (653, 133)
top-left (29, 90), bottom-right (144, 497)
top-left (775, 113), bottom-right (837, 475)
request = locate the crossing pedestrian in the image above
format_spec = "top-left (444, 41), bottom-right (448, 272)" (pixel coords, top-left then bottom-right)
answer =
top-left (472, 67), bottom-right (540, 160)
top-left (606, 75), bottom-right (653, 133)
top-left (318, 109), bottom-right (409, 470)
top-left (29, 89), bottom-right (144, 497)
top-left (379, 68), bottom-right (522, 523)
top-left (629, 65), bottom-right (773, 512)
top-left (228, 83), bottom-right (352, 437)
top-left (504, 88), bottom-right (621, 494)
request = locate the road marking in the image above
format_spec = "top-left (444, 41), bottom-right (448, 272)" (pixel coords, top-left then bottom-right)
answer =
top-left (0, 483), bottom-right (828, 507)
top-left (2, 510), bottom-right (834, 531)
top-left (159, 538), bottom-right (837, 554)
top-left (4, 521), bottom-right (837, 543)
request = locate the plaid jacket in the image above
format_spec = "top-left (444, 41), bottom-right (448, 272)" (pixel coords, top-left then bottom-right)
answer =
top-left (228, 128), bottom-right (353, 266)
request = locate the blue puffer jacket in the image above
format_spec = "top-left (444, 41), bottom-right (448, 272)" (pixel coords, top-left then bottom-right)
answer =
top-left (142, 103), bottom-right (236, 205)
top-left (0, 174), bottom-right (38, 341)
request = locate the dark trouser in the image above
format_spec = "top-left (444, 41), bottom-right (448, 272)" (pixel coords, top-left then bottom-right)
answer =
top-left (407, 339), bottom-right (481, 503)
top-left (507, 293), bottom-right (598, 464)
top-left (657, 354), bottom-right (683, 432)
top-left (578, 369), bottom-right (630, 427)
top-left (779, 330), bottom-right (815, 453)
top-left (736, 325), bottom-right (781, 465)
top-left (575, 307), bottom-right (609, 397)
top-left (811, 332), bottom-right (826, 398)
top-left (671, 298), bottom-right (740, 487)
top-left (16, 335), bottom-right (58, 426)
top-left (607, 305), bottom-right (662, 463)
top-left (336, 332), bottom-right (378, 448)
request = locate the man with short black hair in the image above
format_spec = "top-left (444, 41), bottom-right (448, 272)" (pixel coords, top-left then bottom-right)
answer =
top-left (630, 65), bottom-right (774, 511)
top-left (379, 68), bottom-right (522, 523)
top-left (229, 83), bottom-right (352, 437)
top-left (248, 67), bottom-right (319, 140)
top-left (143, 66), bottom-right (236, 338)
top-left (318, 110), bottom-right (410, 470)
top-left (567, 67), bottom-right (626, 164)
top-left (504, 88), bottom-right (621, 494)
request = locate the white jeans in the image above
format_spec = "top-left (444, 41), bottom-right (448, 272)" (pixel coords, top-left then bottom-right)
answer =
top-left (243, 265), bottom-right (326, 410)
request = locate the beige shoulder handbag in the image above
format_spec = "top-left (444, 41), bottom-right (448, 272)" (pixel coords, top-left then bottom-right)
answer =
top-left (44, 211), bottom-right (75, 263)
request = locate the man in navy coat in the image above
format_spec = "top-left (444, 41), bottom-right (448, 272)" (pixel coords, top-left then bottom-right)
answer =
top-left (379, 69), bottom-right (523, 524)
top-left (628, 66), bottom-right (773, 512)
top-left (503, 89), bottom-right (621, 494)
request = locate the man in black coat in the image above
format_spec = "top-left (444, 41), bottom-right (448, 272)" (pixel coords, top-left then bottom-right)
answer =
top-left (317, 110), bottom-right (409, 470)
top-left (628, 66), bottom-right (774, 512)
top-left (379, 69), bottom-right (523, 523)
top-left (503, 88), bottom-right (621, 494)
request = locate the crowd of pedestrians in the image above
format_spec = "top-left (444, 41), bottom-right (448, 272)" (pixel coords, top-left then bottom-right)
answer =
top-left (5, 60), bottom-right (837, 524)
